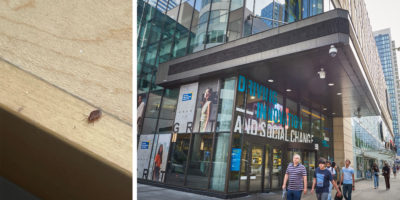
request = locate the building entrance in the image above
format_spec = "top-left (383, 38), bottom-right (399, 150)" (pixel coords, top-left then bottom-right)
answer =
top-left (239, 138), bottom-right (286, 193)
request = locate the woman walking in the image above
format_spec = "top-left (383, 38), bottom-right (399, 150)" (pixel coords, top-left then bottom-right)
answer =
top-left (372, 163), bottom-right (379, 189)
top-left (382, 162), bottom-right (390, 190)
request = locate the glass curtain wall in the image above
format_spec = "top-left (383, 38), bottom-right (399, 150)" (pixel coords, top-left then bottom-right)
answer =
top-left (137, 0), bottom-right (326, 134)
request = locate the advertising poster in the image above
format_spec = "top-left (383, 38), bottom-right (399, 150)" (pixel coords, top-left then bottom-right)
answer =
top-left (193, 80), bottom-right (219, 133)
top-left (137, 134), bottom-right (154, 179)
top-left (174, 82), bottom-right (199, 133)
top-left (148, 134), bottom-right (172, 182)
top-left (231, 148), bottom-right (242, 171)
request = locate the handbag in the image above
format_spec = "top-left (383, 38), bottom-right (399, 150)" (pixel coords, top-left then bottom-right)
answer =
top-left (334, 187), bottom-right (343, 200)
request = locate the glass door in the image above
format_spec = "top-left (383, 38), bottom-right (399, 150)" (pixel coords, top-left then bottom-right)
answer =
top-left (271, 148), bottom-right (283, 189)
top-left (302, 151), bottom-right (316, 187)
top-left (249, 144), bottom-right (263, 192)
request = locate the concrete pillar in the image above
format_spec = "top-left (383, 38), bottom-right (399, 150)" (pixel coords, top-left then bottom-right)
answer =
top-left (333, 117), bottom-right (354, 168)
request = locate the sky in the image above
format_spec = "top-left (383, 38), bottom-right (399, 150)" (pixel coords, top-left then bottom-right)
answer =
top-left (364, 0), bottom-right (400, 51)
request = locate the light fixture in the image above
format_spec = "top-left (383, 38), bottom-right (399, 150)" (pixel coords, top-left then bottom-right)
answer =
top-left (329, 45), bottom-right (337, 57)
top-left (268, 79), bottom-right (274, 83)
top-left (250, 96), bottom-right (255, 99)
top-left (323, 108), bottom-right (327, 111)
top-left (318, 68), bottom-right (326, 79)
top-left (328, 83), bottom-right (334, 86)
top-left (337, 92), bottom-right (342, 95)
top-left (332, 112), bottom-right (336, 115)
top-left (286, 89), bottom-right (292, 92)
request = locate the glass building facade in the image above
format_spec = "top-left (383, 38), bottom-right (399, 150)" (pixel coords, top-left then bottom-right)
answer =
top-left (352, 116), bottom-right (394, 180)
top-left (137, 74), bottom-right (333, 194)
top-left (137, 0), bottom-right (330, 135)
top-left (374, 30), bottom-right (400, 155)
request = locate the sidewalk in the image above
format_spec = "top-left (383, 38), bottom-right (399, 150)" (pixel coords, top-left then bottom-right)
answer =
top-left (138, 175), bottom-right (400, 199)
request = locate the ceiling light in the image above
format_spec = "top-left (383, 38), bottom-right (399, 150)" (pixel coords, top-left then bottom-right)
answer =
top-left (332, 112), bottom-right (336, 115)
top-left (323, 108), bottom-right (327, 111)
top-left (286, 89), bottom-right (292, 92)
top-left (337, 92), bottom-right (342, 95)
top-left (250, 96), bottom-right (255, 99)
top-left (328, 83), bottom-right (334, 86)
top-left (318, 68), bottom-right (326, 79)
top-left (268, 79), bottom-right (274, 83)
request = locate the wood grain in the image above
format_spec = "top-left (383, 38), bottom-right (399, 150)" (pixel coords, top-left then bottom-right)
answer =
top-left (0, 54), bottom-right (132, 175)
top-left (0, 0), bottom-right (132, 123)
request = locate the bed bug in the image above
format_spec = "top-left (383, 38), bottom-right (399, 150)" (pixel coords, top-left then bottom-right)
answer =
top-left (88, 109), bottom-right (102, 123)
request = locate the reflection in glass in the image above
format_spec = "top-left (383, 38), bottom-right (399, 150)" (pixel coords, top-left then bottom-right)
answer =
top-left (229, 133), bottom-right (243, 192)
top-left (166, 133), bottom-right (191, 185)
top-left (216, 77), bottom-right (236, 132)
top-left (285, 98), bottom-right (299, 137)
top-left (263, 145), bottom-right (270, 190)
top-left (227, 7), bottom-right (243, 41)
top-left (252, 0), bottom-right (273, 34)
top-left (239, 142), bottom-right (248, 191)
top-left (243, 0), bottom-right (254, 36)
top-left (210, 132), bottom-right (230, 191)
top-left (273, 0), bottom-right (286, 27)
top-left (271, 148), bottom-right (282, 189)
top-left (186, 133), bottom-right (214, 189)
top-left (249, 145), bottom-right (263, 191)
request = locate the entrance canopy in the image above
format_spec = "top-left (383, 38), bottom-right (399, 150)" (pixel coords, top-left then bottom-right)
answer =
top-left (156, 9), bottom-right (385, 119)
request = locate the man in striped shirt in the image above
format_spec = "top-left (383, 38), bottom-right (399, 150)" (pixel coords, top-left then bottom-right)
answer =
top-left (282, 154), bottom-right (307, 200)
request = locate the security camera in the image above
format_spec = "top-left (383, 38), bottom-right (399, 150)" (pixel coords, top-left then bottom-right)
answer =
top-left (329, 45), bottom-right (337, 57)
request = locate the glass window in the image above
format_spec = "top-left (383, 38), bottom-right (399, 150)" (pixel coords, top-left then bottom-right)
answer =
top-left (158, 21), bottom-right (176, 63)
top-left (210, 132), bottom-right (230, 191)
top-left (285, 98), bottom-right (298, 137)
top-left (166, 0), bottom-right (181, 14)
top-left (193, 79), bottom-right (220, 133)
top-left (267, 91), bottom-right (284, 140)
top-left (252, 0), bottom-right (273, 34)
top-left (243, 0), bottom-right (254, 36)
top-left (189, 0), bottom-right (211, 53)
top-left (166, 133), bottom-right (191, 185)
top-left (142, 118), bottom-right (158, 134)
top-left (145, 90), bottom-right (164, 118)
top-left (216, 77), bottom-right (236, 132)
top-left (186, 133), bottom-right (214, 189)
top-left (286, 0), bottom-right (301, 23)
top-left (300, 105), bottom-right (311, 136)
top-left (205, 0), bottom-right (230, 49)
top-left (309, 0), bottom-right (323, 16)
top-left (228, 133), bottom-right (243, 192)
top-left (172, 24), bottom-right (190, 58)
top-left (273, 0), bottom-right (286, 27)
top-left (230, 0), bottom-right (243, 11)
top-left (227, 7), bottom-right (243, 41)
top-left (159, 89), bottom-right (179, 119)
top-left (233, 76), bottom-right (246, 134)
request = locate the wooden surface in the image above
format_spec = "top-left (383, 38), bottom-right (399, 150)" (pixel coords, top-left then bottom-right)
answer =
top-left (0, 61), bottom-right (132, 175)
top-left (0, 0), bottom-right (132, 123)
top-left (0, 103), bottom-right (132, 200)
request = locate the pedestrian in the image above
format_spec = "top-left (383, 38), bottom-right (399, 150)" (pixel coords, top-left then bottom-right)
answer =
top-left (392, 164), bottom-right (397, 179)
top-left (311, 158), bottom-right (341, 200)
top-left (326, 161), bottom-right (336, 200)
top-left (282, 154), bottom-right (307, 200)
top-left (339, 159), bottom-right (355, 200)
top-left (382, 162), bottom-right (390, 190)
top-left (372, 163), bottom-right (379, 189)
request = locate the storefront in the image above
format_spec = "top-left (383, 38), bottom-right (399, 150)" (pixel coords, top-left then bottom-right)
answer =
top-left (137, 4), bottom-right (394, 197)
top-left (138, 74), bottom-right (333, 196)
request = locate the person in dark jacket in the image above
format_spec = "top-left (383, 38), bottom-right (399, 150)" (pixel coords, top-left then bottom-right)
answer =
top-left (372, 163), bottom-right (379, 189)
top-left (382, 162), bottom-right (390, 190)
